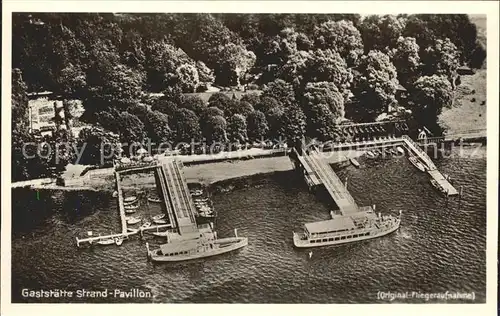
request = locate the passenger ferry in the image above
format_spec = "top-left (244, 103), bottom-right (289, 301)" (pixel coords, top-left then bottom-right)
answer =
top-left (293, 206), bottom-right (401, 248)
top-left (146, 228), bottom-right (247, 262)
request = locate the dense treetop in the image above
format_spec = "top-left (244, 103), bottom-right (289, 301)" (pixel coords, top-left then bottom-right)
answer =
top-left (12, 13), bottom-right (486, 180)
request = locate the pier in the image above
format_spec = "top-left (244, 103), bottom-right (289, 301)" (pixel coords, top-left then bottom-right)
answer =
top-left (159, 160), bottom-right (199, 235)
top-left (292, 148), bottom-right (359, 215)
top-left (292, 135), bottom-right (459, 201)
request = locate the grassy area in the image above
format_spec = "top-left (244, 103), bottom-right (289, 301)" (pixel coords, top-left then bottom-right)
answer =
top-left (439, 69), bottom-right (487, 135)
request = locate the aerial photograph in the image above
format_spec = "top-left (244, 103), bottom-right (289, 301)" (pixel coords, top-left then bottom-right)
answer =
top-left (9, 12), bottom-right (487, 304)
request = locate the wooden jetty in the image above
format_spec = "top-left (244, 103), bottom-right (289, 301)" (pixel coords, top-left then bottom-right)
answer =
top-left (75, 231), bottom-right (138, 247)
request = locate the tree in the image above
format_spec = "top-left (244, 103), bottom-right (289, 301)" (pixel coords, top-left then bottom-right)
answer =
top-left (152, 98), bottom-right (178, 117)
top-left (421, 38), bottom-right (460, 83)
top-left (181, 95), bottom-right (207, 116)
top-left (255, 96), bottom-right (282, 113)
top-left (246, 110), bottom-right (269, 141)
top-left (265, 105), bottom-right (285, 139)
top-left (279, 104), bottom-right (306, 147)
top-left (12, 69), bottom-right (30, 129)
top-left (303, 81), bottom-right (345, 121)
top-left (226, 100), bottom-right (254, 117)
top-left (277, 50), bottom-right (310, 88)
top-left (312, 20), bottom-right (364, 65)
top-left (261, 79), bottom-right (296, 107)
top-left (409, 75), bottom-right (453, 134)
top-left (350, 50), bottom-right (399, 121)
top-left (227, 114), bottom-right (248, 143)
top-left (203, 115), bottom-right (228, 144)
top-left (359, 15), bottom-right (405, 52)
top-left (305, 49), bottom-right (353, 99)
top-left (306, 103), bottom-right (337, 141)
top-left (208, 92), bottom-right (232, 113)
top-left (173, 108), bottom-right (201, 143)
top-left (391, 36), bottom-right (421, 87)
top-left (77, 126), bottom-right (120, 165)
top-left (117, 111), bottom-right (146, 145)
top-left (84, 60), bottom-right (145, 116)
top-left (240, 92), bottom-right (261, 107)
top-left (176, 64), bottom-right (200, 93)
top-left (216, 43), bottom-right (256, 87)
top-left (144, 110), bottom-right (172, 144)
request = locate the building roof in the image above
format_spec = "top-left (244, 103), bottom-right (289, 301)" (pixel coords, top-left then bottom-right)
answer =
top-left (304, 217), bottom-right (356, 234)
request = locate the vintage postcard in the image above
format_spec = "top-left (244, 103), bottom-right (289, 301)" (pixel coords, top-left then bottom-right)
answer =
top-left (1, 1), bottom-right (498, 315)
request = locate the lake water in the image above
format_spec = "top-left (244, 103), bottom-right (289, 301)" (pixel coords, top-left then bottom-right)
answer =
top-left (11, 146), bottom-right (487, 303)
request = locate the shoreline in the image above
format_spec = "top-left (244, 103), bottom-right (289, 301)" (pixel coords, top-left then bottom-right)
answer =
top-left (12, 149), bottom-right (365, 192)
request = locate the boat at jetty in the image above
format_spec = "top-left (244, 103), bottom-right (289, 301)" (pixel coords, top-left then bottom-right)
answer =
top-left (153, 218), bottom-right (169, 224)
top-left (408, 156), bottom-right (428, 172)
top-left (152, 214), bottom-right (165, 220)
top-left (397, 146), bottom-right (405, 154)
top-left (140, 222), bottom-right (152, 230)
top-left (190, 189), bottom-right (203, 196)
top-left (148, 197), bottom-right (162, 203)
top-left (365, 151), bottom-right (375, 158)
top-left (97, 238), bottom-right (115, 245)
top-left (124, 204), bottom-right (139, 210)
top-left (293, 206), bottom-right (402, 248)
top-left (124, 196), bottom-right (137, 203)
top-left (146, 229), bottom-right (247, 262)
top-left (126, 216), bottom-right (141, 225)
top-left (349, 157), bottom-right (360, 168)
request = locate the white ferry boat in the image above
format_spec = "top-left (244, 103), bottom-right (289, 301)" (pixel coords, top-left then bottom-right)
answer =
top-left (146, 229), bottom-right (247, 262)
top-left (293, 206), bottom-right (401, 248)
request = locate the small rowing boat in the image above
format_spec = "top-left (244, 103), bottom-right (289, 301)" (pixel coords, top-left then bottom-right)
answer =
top-left (148, 197), bottom-right (162, 203)
top-left (349, 157), bottom-right (360, 168)
top-left (365, 151), bottom-right (375, 158)
top-left (190, 189), bottom-right (203, 196)
top-left (124, 196), bottom-right (137, 203)
top-left (152, 214), bottom-right (166, 220)
top-left (408, 156), bottom-right (427, 172)
top-left (140, 222), bottom-right (152, 230)
top-left (126, 217), bottom-right (141, 225)
top-left (153, 218), bottom-right (168, 224)
top-left (97, 238), bottom-right (115, 245)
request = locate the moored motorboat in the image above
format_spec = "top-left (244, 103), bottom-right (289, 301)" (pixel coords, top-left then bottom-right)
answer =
top-left (146, 229), bottom-right (247, 262)
top-left (408, 156), bottom-right (428, 172)
top-left (124, 204), bottom-right (139, 210)
top-left (125, 208), bottom-right (137, 214)
top-left (396, 146), bottom-right (405, 154)
top-left (365, 151), bottom-right (375, 158)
